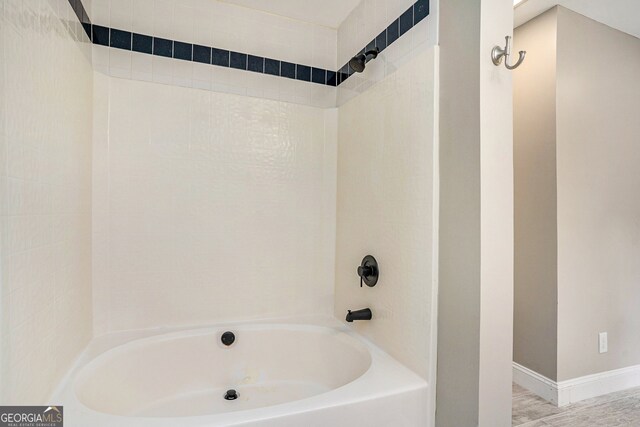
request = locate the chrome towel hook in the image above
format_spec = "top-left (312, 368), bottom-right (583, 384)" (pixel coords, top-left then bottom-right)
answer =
top-left (492, 36), bottom-right (526, 70)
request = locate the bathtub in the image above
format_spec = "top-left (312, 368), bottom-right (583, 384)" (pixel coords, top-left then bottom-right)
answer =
top-left (53, 318), bottom-right (428, 426)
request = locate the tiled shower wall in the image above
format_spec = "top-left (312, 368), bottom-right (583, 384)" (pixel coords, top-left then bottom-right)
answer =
top-left (335, 48), bottom-right (438, 382)
top-left (88, 0), bottom-right (438, 336)
top-left (91, 0), bottom-right (337, 70)
top-left (337, 0), bottom-right (437, 105)
top-left (0, 0), bottom-right (94, 404)
top-left (90, 0), bottom-right (337, 107)
top-left (333, 0), bottom-right (439, 386)
top-left (92, 74), bottom-right (337, 334)
top-left (0, 0), bottom-right (439, 402)
top-left (88, 0), bottom-right (436, 108)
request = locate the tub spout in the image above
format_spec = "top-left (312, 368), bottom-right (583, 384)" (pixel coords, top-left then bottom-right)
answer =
top-left (345, 308), bottom-right (372, 322)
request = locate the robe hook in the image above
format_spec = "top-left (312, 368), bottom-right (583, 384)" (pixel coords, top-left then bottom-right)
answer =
top-left (492, 36), bottom-right (526, 70)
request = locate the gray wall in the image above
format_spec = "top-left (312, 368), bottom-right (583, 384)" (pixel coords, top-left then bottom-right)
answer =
top-left (436, 1), bottom-right (482, 425)
top-left (514, 6), bottom-right (640, 382)
top-left (513, 8), bottom-right (559, 382)
top-left (555, 6), bottom-right (640, 381)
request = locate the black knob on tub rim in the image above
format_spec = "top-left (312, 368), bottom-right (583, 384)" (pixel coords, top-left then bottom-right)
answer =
top-left (357, 255), bottom-right (379, 287)
top-left (224, 389), bottom-right (238, 400)
top-left (221, 331), bottom-right (235, 346)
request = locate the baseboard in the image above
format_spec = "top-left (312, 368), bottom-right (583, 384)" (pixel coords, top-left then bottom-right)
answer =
top-left (512, 362), bottom-right (558, 405)
top-left (513, 362), bottom-right (640, 407)
top-left (557, 364), bottom-right (640, 406)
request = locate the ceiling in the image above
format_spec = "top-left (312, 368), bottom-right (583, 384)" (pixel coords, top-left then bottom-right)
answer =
top-left (219, 0), bottom-right (362, 29)
top-left (515, 0), bottom-right (640, 39)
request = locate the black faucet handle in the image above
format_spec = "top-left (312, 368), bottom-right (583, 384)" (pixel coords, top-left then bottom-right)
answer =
top-left (357, 255), bottom-right (379, 288)
top-left (357, 265), bottom-right (372, 287)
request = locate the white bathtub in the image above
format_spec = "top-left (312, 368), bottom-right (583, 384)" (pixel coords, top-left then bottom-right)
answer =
top-left (53, 318), bottom-right (428, 426)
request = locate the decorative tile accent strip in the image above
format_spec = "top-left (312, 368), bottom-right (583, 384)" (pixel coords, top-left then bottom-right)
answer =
top-left (153, 37), bottom-right (173, 58)
top-left (281, 62), bottom-right (296, 80)
top-left (92, 25), bottom-right (108, 47)
top-left (68, 0), bottom-right (92, 38)
top-left (193, 45), bottom-right (211, 64)
top-left (265, 58), bottom-right (280, 76)
top-left (67, 0), bottom-right (429, 88)
top-left (338, 0), bottom-right (429, 85)
top-left (133, 34), bottom-right (153, 55)
top-left (110, 29), bottom-right (132, 50)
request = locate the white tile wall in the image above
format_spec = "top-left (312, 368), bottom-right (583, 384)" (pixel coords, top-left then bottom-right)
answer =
top-left (0, 0), bottom-right (93, 404)
top-left (91, 0), bottom-right (340, 108)
top-left (336, 0), bottom-right (438, 106)
top-left (91, 0), bottom-right (337, 70)
top-left (91, 0), bottom-right (440, 108)
top-left (41, 0), bottom-right (93, 60)
top-left (335, 48), bottom-right (438, 380)
top-left (94, 45), bottom-right (338, 109)
top-left (93, 74), bottom-right (337, 334)
top-left (0, 0), bottom-right (441, 405)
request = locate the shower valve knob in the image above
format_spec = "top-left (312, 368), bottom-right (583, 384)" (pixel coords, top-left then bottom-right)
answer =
top-left (357, 255), bottom-right (379, 288)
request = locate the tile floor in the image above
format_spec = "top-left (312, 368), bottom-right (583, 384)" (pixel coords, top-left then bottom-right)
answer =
top-left (513, 384), bottom-right (640, 426)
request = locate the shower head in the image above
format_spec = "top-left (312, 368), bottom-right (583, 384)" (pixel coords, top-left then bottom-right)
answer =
top-left (348, 48), bottom-right (380, 73)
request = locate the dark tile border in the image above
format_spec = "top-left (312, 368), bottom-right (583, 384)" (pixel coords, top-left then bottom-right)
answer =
top-left (296, 65), bottom-right (311, 82)
top-left (265, 58), bottom-right (280, 76)
top-left (174, 41), bottom-right (193, 61)
top-left (68, 0), bottom-right (430, 88)
top-left (337, 0), bottom-right (429, 84)
top-left (248, 55), bottom-right (264, 73)
top-left (92, 25), bottom-right (108, 46)
top-left (281, 62), bottom-right (296, 80)
top-left (193, 45), bottom-right (211, 64)
top-left (68, 0), bottom-right (92, 38)
top-left (133, 33), bottom-right (152, 54)
top-left (212, 48), bottom-right (230, 67)
top-left (153, 37), bottom-right (173, 58)
top-left (110, 28), bottom-right (131, 50)
top-left (230, 52), bottom-right (248, 70)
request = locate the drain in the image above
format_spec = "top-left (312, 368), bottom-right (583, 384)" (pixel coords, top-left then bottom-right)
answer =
top-left (224, 389), bottom-right (238, 401)
top-left (221, 331), bottom-right (235, 346)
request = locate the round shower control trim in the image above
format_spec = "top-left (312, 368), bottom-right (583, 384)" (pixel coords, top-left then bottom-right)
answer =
top-left (357, 255), bottom-right (379, 287)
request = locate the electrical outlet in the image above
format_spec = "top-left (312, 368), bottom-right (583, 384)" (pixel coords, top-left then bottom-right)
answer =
top-left (599, 332), bottom-right (608, 354)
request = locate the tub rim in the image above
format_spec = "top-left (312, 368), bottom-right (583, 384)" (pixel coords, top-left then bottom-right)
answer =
top-left (52, 316), bottom-right (428, 427)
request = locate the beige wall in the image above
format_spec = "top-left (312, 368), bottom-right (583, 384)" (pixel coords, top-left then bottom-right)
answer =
top-left (92, 75), bottom-right (337, 334)
top-left (0, 0), bottom-right (93, 403)
top-left (513, 8), bottom-right (559, 381)
top-left (555, 7), bottom-right (640, 381)
top-left (334, 48), bottom-right (438, 382)
top-left (478, 0), bottom-right (515, 423)
top-left (436, 2), bottom-right (482, 424)
top-left (436, 0), bottom-right (515, 425)
top-left (514, 6), bottom-right (640, 382)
